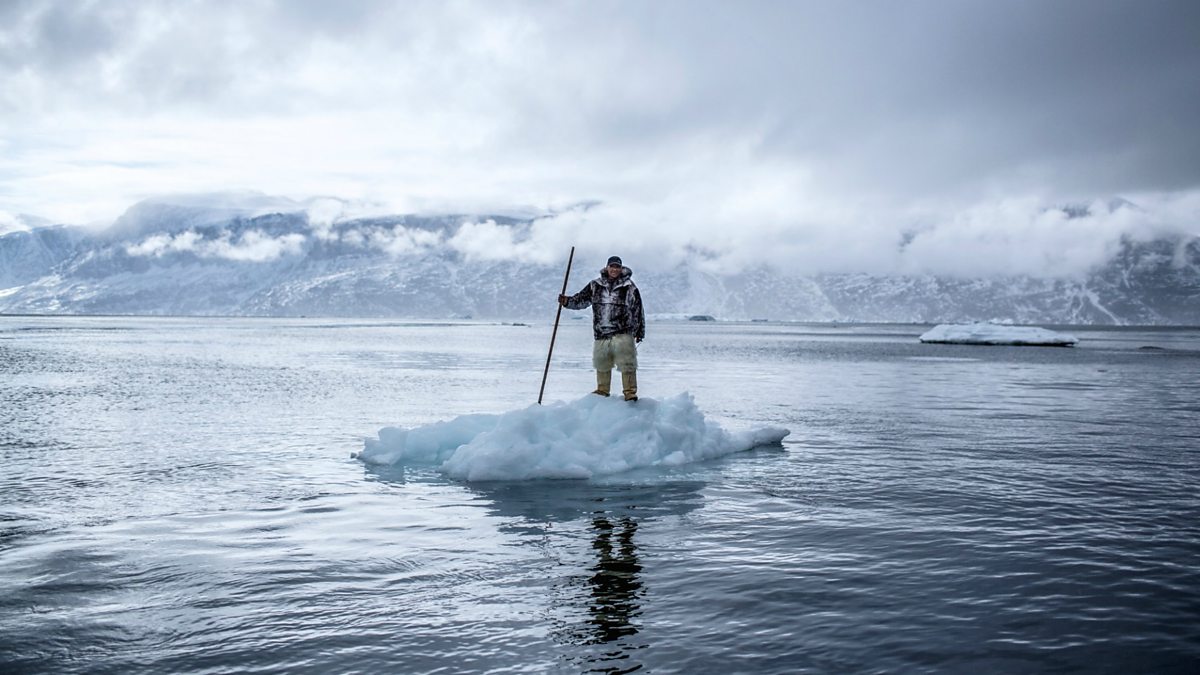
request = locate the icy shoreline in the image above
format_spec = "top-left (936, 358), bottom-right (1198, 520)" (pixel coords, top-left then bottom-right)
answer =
top-left (358, 393), bottom-right (790, 481)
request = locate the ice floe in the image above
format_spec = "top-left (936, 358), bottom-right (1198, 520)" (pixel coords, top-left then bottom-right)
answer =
top-left (919, 323), bottom-right (1078, 346)
top-left (358, 393), bottom-right (789, 481)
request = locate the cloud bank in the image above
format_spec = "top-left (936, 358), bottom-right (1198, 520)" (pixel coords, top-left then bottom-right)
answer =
top-left (106, 188), bottom-right (1196, 280)
top-left (124, 228), bottom-right (306, 263)
top-left (2, 0), bottom-right (1198, 277)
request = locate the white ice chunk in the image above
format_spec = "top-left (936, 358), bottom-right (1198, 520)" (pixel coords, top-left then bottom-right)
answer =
top-left (358, 393), bottom-right (790, 481)
top-left (919, 322), bottom-right (1078, 346)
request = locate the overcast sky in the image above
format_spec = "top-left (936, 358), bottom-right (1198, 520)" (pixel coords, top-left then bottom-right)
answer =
top-left (1, 0), bottom-right (1198, 276)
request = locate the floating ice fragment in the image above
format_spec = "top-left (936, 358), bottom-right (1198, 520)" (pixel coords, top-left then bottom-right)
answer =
top-left (919, 323), bottom-right (1078, 346)
top-left (358, 393), bottom-right (789, 481)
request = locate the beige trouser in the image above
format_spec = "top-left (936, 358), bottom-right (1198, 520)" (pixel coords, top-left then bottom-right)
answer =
top-left (593, 334), bottom-right (638, 372)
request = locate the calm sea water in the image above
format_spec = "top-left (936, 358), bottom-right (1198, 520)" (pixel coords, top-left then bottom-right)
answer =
top-left (1, 316), bottom-right (1198, 674)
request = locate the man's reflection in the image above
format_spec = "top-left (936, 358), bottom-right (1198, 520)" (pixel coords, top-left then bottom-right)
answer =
top-left (445, 479), bottom-right (705, 671)
top-left (586, 515), bottom-right (643, 644)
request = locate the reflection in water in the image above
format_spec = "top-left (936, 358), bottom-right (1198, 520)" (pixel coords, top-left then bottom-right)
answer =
top-left (468, 480), bottom-right (706, 524)
top-left (466, 480), bottom-right (705, 673)
top-left (587, 516), bottom-right (643, 645)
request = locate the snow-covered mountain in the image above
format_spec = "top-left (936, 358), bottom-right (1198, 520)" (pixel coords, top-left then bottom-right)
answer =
top-left (0, 225), bottom-right (88, 289)
top-left (1, 199), bottom-right (1197, 324)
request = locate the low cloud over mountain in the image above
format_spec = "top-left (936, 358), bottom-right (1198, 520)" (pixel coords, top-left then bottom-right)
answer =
top-left (2, 195), bottom-right (1196, 325)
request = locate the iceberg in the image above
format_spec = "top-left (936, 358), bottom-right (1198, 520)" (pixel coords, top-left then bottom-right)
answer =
top-left (919, 323), bottom-right (1078, 346)
top-left (357, 393), bottom-right (790, 481)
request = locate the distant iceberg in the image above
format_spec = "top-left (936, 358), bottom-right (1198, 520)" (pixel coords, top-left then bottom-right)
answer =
top-left (919, 323), bottom-right (1078, 346)
top-left (358, 393), bottom-right (790, 481)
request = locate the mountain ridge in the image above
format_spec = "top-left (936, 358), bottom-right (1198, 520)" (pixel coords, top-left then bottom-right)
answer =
top-left (1, 203), bottom-right (1197, 325)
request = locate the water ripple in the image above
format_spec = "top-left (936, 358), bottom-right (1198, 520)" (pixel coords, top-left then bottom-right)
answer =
top-left (2, 319), bottom-right (1199, 673)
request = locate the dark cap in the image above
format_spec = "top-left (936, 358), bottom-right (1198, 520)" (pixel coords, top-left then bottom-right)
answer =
top-left (607, 256), bottom-right (623, 267)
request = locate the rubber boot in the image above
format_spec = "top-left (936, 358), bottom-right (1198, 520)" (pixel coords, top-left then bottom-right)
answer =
top-left (622, 370), bottom-right (638, 401)
top-left (592, 370), bottom-right (611, 397)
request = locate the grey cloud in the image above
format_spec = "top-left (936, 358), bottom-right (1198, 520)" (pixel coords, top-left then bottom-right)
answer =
top-left (1, 0), bottom-right (1198, 279)
top-left (269, 0), bottom-right (398, 39)
top-left (607, 0), bottom-right (1200, 199)
top-left (3, 1), bottom-right (293, 111)
top-left (0, 0), bottom-right (137, 79)
top-left (8, 1), bottom-right (1197, 180)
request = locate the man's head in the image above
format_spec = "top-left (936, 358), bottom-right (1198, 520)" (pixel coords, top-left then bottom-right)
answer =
top-left (606, 256), bottom-right (623, 278)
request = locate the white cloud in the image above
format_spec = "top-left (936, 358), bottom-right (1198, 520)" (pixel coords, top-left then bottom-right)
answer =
top-left (448, 219), bottom-right (542, 264)
top-left (210, 231), bottom-right (306, 262)
top-left (440, 187), bottom-right (1200, 279)
top-left (363, 225), bottom-right (442, 256)
top-left (125, 229), bottom-right (306, 262)
top-left (0, 211), bottom-right (29, 236)
top-left (125, 232), bottom-right (191, 257)
top-left (2, 1), bottom-right (1198, 277)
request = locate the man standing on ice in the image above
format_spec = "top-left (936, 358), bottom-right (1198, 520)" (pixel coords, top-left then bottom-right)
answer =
top-left (559, 255), bottom-right (645, 401)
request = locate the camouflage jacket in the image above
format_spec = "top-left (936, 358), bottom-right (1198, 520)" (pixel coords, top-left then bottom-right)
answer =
top-left (565, 266), bottom-right (645, 340)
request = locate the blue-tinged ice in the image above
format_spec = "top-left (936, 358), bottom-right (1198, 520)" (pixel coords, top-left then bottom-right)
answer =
top-left (358, 393), bottom-right (789, 481)
top-left (919, 322), bottom-right (1078, 346)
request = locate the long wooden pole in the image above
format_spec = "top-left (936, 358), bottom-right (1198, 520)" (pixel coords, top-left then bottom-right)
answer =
top-left (538, 246), bottom-right (575, 405)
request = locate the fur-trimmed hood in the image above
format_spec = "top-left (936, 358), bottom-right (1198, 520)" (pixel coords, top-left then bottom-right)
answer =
top-left (596, 266), bottom-right (633, 287)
